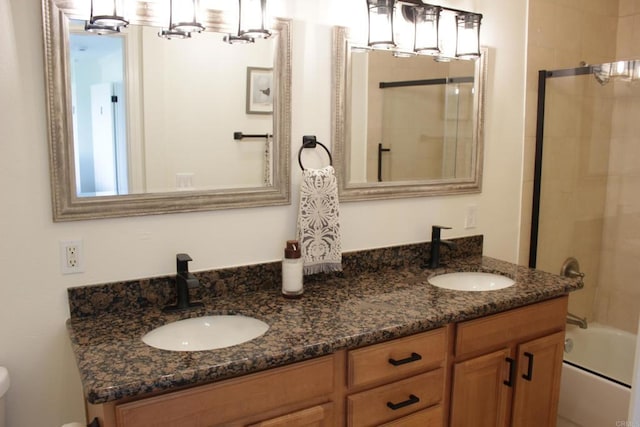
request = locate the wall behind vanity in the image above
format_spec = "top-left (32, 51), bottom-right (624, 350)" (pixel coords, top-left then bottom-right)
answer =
top-left (0, 0), bottom-right (526, 425)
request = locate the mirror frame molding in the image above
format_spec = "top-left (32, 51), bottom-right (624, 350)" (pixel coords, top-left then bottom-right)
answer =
top-left (42, 0), bottom-right (291, 221)
top-left (332, 26), bottom-right (487, 202)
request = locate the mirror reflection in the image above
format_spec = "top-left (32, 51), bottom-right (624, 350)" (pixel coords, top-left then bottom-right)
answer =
top-left (349, 49), bottom-right (475, 183)
top-left (68, 21), bottom-right (275, 197)
top-left (333, 27), bottom-right (486, 201)
top-left (42, 0), bottom-right (291, 221)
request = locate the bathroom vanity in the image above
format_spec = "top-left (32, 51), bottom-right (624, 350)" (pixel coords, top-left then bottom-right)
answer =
top-left (67, 237), bottom-right (580, 426)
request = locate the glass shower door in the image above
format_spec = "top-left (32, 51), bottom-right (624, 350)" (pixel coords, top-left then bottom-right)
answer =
top-left (530, 61), bottom-right (640, 386)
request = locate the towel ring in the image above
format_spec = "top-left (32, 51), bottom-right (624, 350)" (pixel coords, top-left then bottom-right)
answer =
top-left (298, 136), bottom-right (333, 171)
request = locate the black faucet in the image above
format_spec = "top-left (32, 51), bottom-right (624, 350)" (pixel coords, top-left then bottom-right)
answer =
top-left (164, 253), bottom-right (204, 312)
top-left (428, 225), bottom-right (457, 269)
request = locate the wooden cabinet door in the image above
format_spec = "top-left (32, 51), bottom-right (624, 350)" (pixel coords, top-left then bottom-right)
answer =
top-left (247, 403), bottom-right (333, 427)
top-left (511, 331), bottom-right (565, 427)
top-left (450, 348), bottom-right (512, 427)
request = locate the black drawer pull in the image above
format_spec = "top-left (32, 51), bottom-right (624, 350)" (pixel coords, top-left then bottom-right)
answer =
top-left (387, 394), bottom-right (420, 411)
top-left (504, 357), bottom-right (516, 387)
top-left (388, 352), bottom-right (422, 366)
top-left (522, 352), bottom-right (534, 381)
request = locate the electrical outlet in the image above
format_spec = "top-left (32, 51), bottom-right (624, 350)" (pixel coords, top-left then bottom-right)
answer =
top-left (60, 240), bottom-right (84, 274)
top-left (465, 205), bottom-right (478, 229)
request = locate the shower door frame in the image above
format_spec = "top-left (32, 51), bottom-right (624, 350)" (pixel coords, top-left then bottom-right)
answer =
top-left (528, 65), bottom-right (594, 268)
top-left (529, 64), bottom-right (640, 421)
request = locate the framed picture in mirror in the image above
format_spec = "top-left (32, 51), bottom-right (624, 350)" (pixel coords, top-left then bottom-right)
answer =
top-left (246, 67), bottom-right (274, 114)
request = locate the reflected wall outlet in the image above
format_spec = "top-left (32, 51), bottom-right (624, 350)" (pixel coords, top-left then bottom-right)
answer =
top-left (176, 173), bottom-right (194, 190)
top-left (465, 205), bottom-right (478, 229)
top-left (60, 240), bottom-right (84, 274)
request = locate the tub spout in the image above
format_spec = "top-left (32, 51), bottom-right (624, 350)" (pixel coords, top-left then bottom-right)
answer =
top-left (566, 312), bottom-right (588, 329)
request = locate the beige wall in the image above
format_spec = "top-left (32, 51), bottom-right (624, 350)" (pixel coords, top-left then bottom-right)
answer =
top-left (595, 0), bottom-right (640, 333)
top-left (0, 0), bottom-right (527, 425)
top-left (521, 0), bottom-right (640, 333)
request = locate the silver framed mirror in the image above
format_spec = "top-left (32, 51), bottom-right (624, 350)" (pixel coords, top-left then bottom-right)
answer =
top-left (332, 26), bottom-right (487, 201)
top-left (42, 0), bottom-right (291, 221)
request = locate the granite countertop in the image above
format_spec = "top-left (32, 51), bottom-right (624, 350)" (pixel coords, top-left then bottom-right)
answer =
top-left (67, 245), bottom-right (582, 405)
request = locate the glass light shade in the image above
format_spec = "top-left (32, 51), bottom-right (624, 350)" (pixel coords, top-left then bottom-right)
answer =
top-left (171, 0), bottom-right (205, 34)
top-left (158, 28), bottom-right (192, 39)
top-left (84, 21), bottom-right (121, 34)
top-left (414, 5), bottom-right (440, 55)
top-left (223, 34), bottom-right (255, 44)
top-left (239, 0), bottom-right (271, 39)
top-left (434, 9), bottom-right (456, 61)
top-left (455, 13), bottom-right (481, 59)
top-left (393, 4), bottom-right (415, 56)
top-left (88, 0), bottom-right (128, 29)
top-left (158, 0), bottom-right (194, 40)
top-left (367, 0), bottom-right (395, 48)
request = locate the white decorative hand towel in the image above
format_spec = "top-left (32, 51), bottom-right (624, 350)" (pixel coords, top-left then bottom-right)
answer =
top-left (297, 165), bottom-right (342, 275)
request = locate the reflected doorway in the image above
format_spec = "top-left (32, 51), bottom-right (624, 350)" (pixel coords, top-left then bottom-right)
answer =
top-left (69, 30), bottom-right (129, 196)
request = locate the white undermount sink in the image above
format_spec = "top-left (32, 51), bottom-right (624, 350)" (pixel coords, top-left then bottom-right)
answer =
top-left (142, 315), bottom-right (269, 351)
top-left (428, 272), bottom-right (515, 292)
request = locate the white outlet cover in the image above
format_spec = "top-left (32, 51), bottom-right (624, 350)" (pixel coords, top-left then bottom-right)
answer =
top-left (465, 205), bottom-right (478, 229)
top-left (60, 240), bottom-right (84, 274)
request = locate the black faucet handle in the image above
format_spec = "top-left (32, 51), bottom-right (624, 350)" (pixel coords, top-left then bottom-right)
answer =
top-left (431, 225), bottom-right (452, 240)
top-left (176, 253), bottom-right (193, 274)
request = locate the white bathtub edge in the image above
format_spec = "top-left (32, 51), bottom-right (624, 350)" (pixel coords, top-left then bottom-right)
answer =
top-left (559, 362), bottom-right (630, 427)
top-left (629, 316), bottom-right (640, 424)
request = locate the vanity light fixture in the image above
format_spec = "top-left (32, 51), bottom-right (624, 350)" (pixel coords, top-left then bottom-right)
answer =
top-left (159, 0), bottom-right (192, 39)
top-left (392, 3), bottom-right (417, 57)
top-left (84, 0), bottom-right (128, 34)
top-left (224, 0), bottom-right (270, 44)
top-left (432, 8), bottom-right (457, 61)
top-left (414, 5), bottom-right (440, 55)
top-left (171, 0), bottom-right (205, 35)
top-left (367, 0), bottom-right (395, 48)
top-left (455, 12), bottom-right (481, 59)
top-left (364, 0), bottom-right (482, 60)
top-left (238, 0), bottom-right (272, 40)
top-left (224, 0), bottom-right (256, 44)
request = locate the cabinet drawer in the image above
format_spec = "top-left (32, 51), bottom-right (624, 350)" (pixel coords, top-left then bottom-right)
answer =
top-left (379, 405), bottom-right (443, 427)
top-left (455, 296), bottom-right (568, 359)
top-left (247, 403), bottom-right (334, 427)
top-left (348, 328), bottom-right (446, 389)
top-left (347, 368), bottom-right (444, 427)
top-left (114, 355), bottom-right (335, 426)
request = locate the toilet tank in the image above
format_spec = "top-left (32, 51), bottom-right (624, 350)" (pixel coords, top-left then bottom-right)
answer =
top-left (0, 367), bottom-right (9, 427)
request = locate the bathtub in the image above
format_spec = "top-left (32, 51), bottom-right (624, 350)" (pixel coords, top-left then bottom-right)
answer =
top-left (558, 323), bottom-right (636, 427)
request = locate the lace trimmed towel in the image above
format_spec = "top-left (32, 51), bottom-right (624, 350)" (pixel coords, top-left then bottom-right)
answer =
top-left (297, 165), bottom-right (342, 275)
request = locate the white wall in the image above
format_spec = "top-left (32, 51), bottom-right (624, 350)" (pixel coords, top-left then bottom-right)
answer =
top-left (141, 28), bottom-right (273, 192)
top-left (0, 0), bottom-right (526, 425)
